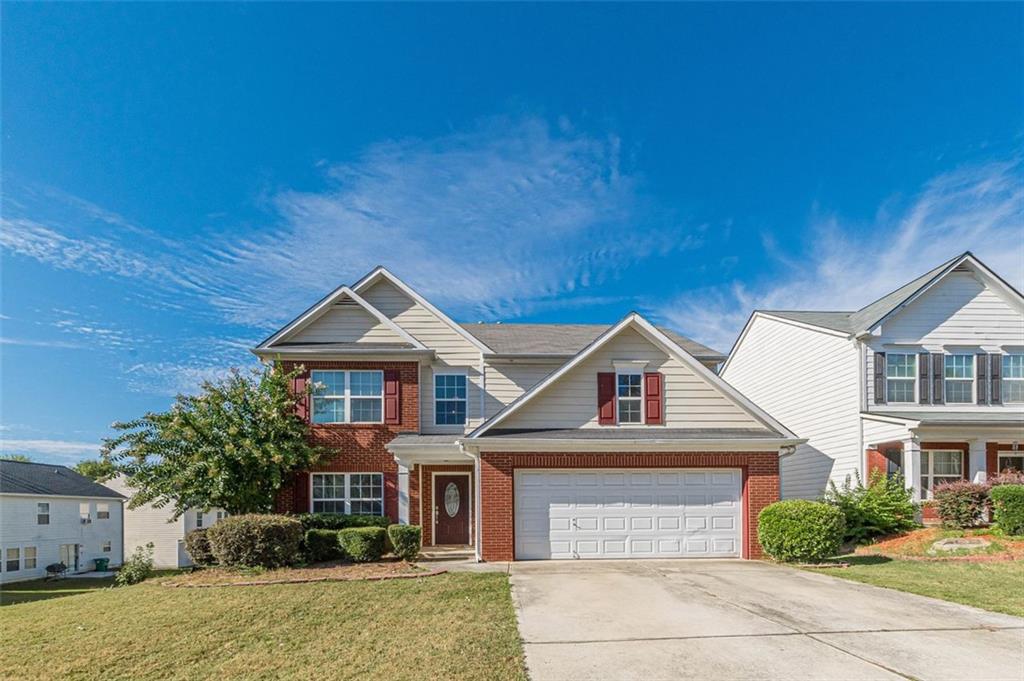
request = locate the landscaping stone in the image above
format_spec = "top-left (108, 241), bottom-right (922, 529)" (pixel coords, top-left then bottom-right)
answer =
top-left (930, 537), bottom-right (991, 553)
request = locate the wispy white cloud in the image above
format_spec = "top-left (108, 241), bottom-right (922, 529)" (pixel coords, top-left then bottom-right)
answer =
top-left (654, 159), bottom-right (1024, 351)
top-left (0, 438), bottom-right (101, 464)
top-left (0, 337), bottom-right (82, 349)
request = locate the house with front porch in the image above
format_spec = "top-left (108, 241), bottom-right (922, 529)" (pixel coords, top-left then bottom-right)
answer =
top-left (723, 252), bottom-right (1024, 509)
top-left (253, 267), bottom-right (802, 561)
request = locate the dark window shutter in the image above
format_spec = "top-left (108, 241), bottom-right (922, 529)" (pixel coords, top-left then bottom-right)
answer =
top-left (976, 354), bottom-right (988, 405)
top-left (291, 377), bottom-right (309, 422)
top-left (990, 354), bottom-right (1002, 404)
top-left (383, 369), bottom-right (401, 424)
top-left (294, 472), bottom-right (311, 513)
top-left (932, 353), bottom-right (944, 404)
top-left (962, 449), bottom-right (969, 480)
top-left (597, 373), bottom-right (616, 425)
top-left (873, 352), bottom-right (886, 404)
top-left (644, 372), bottom-right (664, 425)
top-left (918, 353), bottom-right (930, 404)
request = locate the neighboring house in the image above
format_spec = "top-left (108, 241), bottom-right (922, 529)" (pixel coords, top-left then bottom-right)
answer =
top-left (0, 460), bottom-right (124, 583)
top-left (723, 252), bottom-right (1024, 507)
top-left (104, 475), bottom-right (228, 569)
top-left (254, 267), bottom-right (802, 561)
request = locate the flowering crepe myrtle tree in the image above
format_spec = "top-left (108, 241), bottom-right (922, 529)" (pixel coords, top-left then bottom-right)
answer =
top-left (102, 363), bottom-right (322, 517)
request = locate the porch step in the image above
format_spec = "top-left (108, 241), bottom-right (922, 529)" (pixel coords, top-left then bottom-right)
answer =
top-left (418, 546), bottom-right (475, 562)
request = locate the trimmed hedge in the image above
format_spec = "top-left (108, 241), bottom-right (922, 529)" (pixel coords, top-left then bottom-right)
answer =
top-left (990, 485), bottom-right (1024, 536)
top-left (296, 513), bottom-right (392, 531)
top-left (305, 529), bottom-right (345, 563)
top-left (934, 480), bottom-right (989, 529)
top-left (388, 524), bottom-right (421, 561)
top-left (758, 500), bottom-right (845, 563)
top-left (184, 528), bottom-right (216, 566)
top-left (338, 527), bottom-right (386, 562)
top-left (206, 514), bottom-right (303, 568)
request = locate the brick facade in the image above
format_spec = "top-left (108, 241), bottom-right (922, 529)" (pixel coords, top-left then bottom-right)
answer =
top-left (478, 451), bottom-right (779, 561)
top-left (274, 360), bottom-right (418, 522)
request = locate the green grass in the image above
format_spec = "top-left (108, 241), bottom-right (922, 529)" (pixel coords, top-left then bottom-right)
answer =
top-left (805, 556), bottom-right (1024, 617)
top-left (0, 572), bottom-right (525, 681)
top-left (1, 576), bottom-right (117, 606)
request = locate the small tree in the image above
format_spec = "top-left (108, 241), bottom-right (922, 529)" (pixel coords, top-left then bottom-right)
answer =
top-left (1, 454), bottom-right (32, 462)
top-left (74, 458), bottom-right (116, 481)
top-left (102, 364), bottom-right (322, 517)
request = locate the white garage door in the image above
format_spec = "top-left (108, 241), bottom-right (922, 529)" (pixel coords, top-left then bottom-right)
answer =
top-left (515, 469), bottom-right (742, 560)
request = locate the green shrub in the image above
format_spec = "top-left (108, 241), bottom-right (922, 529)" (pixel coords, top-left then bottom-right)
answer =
top-left (116, 543), bottom-right (155, 586)
top-left (758, 500), bottom-right (845, 563)
top-left (296, 513), bottom-right (391, 531)
top-left (933, 480), bottom-right (989, 529)
top-left (305, 529), bottom-right (345, 562)
top-left (206, 514), bottom-right (303, 568)
top-left (823, 470), bottom-right (918, 543)
top-left (990, 485), bottom-right (1024, 536)
top-left (388, 524), bottom-right (421, 561)
top-left (338, 527), bottom-right (386, 562)
top-left (184, 528), bottom-right (215, 566)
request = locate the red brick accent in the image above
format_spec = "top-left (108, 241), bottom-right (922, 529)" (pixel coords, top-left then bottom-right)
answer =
top-left (413, 464), bottom-right (474, 546)
top-left (866, 441), bottom-right (903, 479)
top-left (273, 361), bottom-right (418, 523)
top-left (479, 451), bottom-right (779, 561)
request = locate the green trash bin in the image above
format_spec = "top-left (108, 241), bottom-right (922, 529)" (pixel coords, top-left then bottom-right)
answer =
top-left (94, 558), bottom-right (110, 571)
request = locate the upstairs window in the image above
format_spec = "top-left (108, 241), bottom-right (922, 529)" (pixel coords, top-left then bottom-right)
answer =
top-left (102, 541), bottom-right (112, 553)
top-left (79, 502), bottom-right (90, 524)
top-left (885, 354), bottom-right (916, 403)
top-left (617, 372), bottom-right (643, 424)
top-left (37, 503), bottom-right (49, 525)
top-left (435, 374), bottom-right (467, 426)
top-left (944, 354), bottom-right (974, 404)
top-left (1004, 354), bottom-right (1024, 403)
top-left (311, 370), bottom-right (384, 424)
top-left (96, 503), bottom-right (110, 520)
top-left (311, 473), bottom-right (384, 515)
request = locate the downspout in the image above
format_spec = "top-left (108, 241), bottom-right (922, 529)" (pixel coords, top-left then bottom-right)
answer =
top-left (472, 449), bottom-right (482, 563)
top-left (857, 338), bottom-right (866, 478)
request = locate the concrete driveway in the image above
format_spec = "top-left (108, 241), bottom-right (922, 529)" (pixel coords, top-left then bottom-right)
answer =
top-left (509, 560), bottom-right (1024, 681)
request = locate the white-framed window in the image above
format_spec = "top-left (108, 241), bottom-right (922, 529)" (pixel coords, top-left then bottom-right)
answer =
top-left (885, 353), bottom-right (917, 403)
top-left (1003, 354), bottom-right (1024, 403)
top-left (24, 547), bottom-right (37, 569)
top-left (195, 511), bottom-right (204, 529)
top-left (96, 503), bottom-right (110, 520)
top-left (998, 452), bottom-right (1024, 473)
top-left (5, 548), bottom-right (20, 572)
top-left (920, 449), bottom-right (963, 500)
top-left (944, 354), bottom-right (974, 404)
top-left (311, 370), bottom-right (383, 424)
top-left (79, 502), bottom-right (90, 524)
top-left (216, 511), bottom-right (228, 522)
top-left (434, 373), bottom-right (468, 426)
top-left (311, 473), bottom-right (384, 515)
top-left (37, 503), bottom-right (49, 525)
top-left (617, 371), bottom-right (643, 424)
top-left (102, 541), bottom-right (112, 553)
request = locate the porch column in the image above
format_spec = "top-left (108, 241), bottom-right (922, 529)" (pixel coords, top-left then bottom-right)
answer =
top-left (397, 461), bottom-right (410, 525)
top-left (903, 438), bottom-right (921, 501)
top-left (969, 439), bottom-right (987, 483)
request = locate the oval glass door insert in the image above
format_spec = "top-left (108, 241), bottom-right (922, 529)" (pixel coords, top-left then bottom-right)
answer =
top-left (444, 482), bottom-right (460, 517)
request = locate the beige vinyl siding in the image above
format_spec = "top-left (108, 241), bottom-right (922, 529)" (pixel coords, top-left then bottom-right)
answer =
top-left (106, 475), bottom-right (188, 568)
top-left (361, 279), bottom-right (483, 432)
top-left (289, 304), bottom-right (408, 344)
top-left (500, 327), bottom-right (763, 430)
top-left (723, 315), bottom-right (861, 499)
top-left (484, 362), bottom-right (559, 418)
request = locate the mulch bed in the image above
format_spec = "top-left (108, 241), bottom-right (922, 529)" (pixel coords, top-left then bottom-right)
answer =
top-left (160, 560), bottom-right (446, 588)
top-left (856, 527), bottom-right (1024, 562)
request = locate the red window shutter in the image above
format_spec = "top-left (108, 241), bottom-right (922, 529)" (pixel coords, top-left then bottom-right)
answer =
top-left (294, 472), bottom-right (310, 513)
top-left (597, 373), bottom-right (616, 425)
top-left (383, 369), bottom-right (401, 425)
top-left (290, 377), bottom-right (309, 422)
top-left (644, 372), bottom-right (664, 425)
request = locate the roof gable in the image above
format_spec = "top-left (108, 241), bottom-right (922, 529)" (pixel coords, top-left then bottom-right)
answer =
top-left (470, 313), bottom-right (795, 438)
top-left (460, 323), bottom-right (725, 359)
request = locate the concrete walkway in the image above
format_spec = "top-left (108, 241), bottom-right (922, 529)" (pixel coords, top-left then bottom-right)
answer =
top-left (509, 560), bottom-right (1024, 681)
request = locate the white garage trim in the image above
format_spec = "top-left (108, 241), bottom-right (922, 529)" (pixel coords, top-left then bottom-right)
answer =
top-left (514, 468), bottom-right (744, 560)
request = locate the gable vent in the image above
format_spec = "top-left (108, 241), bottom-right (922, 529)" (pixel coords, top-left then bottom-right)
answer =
top-left (334, 299), bottom-right (359, 307)
top-left (953, 264), bottom-right (972, 273)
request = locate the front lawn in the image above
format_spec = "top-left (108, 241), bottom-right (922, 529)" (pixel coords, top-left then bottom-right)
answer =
top-left (0, 576), bottom-right (116, 607)
top-left (805, 557), bottom-right (1024, 617)
top-left (0, 572), bottom-right (525, 680)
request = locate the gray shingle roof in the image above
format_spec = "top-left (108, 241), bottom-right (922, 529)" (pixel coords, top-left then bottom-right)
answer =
top-left (479, 427), bottom-right (783, 440)
top-left (0, 460), bottom-right (124, 499)
top-left (760, 253), bottom-right (967, 335)
top-left (867, 411), bottom-right (1024, 426)
top-left (461, 323), bottom-right (725, 360)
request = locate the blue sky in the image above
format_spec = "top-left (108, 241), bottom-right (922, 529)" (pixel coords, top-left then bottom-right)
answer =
top-left (2, 3), bottom-right (1022, 465)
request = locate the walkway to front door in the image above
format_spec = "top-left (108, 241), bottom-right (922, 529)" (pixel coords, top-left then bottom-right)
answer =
top-left (433, 474), bottom-right (469, 545)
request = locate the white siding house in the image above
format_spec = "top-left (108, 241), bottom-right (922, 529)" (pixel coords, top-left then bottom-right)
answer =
top-left (0, 461), bottom-right (124, 584)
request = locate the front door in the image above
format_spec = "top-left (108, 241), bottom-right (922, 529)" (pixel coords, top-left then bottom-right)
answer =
top-left (434, 475), bottom-right (470, 545)
top-left (60, 544), bottom-right (79, 571)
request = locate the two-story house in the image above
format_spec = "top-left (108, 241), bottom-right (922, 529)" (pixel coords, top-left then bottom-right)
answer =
top-left (723, 252), bottom-right (1024, 509)
top-left (253, 267), bottom-right (802, 561)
